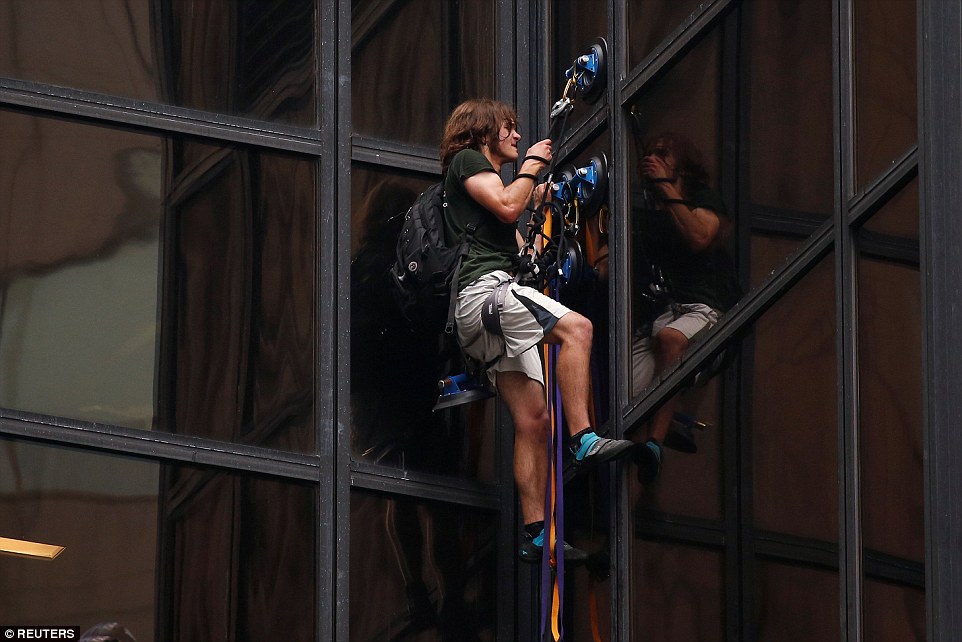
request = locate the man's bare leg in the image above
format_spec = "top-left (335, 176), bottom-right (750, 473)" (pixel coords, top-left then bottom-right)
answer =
top-left (647, 327), bottom-right (690, 443)
top-left (543, 311), bottom-right (594, 435)
top-left (497, 370), bottom-right (549, 524)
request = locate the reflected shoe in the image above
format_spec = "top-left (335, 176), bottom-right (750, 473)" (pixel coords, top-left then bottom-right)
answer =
top-left (566, 431), bottom-right (639, 481)
top-left (635, 440), bottom-right (662, 485)
top-left (519, 529), bottom-right (588, 566)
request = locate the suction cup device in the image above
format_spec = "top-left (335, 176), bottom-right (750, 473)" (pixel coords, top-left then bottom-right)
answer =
top-left (433, 372), bottom-right (494, 412)
top-left (565, 37), bottom-right (608, 104)
top-left (549, 153), bottom-right (609, 218)
top-left (558, 232), bottom-right (595, 288)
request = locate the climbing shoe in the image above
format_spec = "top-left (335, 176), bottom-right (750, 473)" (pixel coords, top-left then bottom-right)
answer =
top-left (519, 529), bottom-right (588, 566)
top-left (635, 439), bottom-right (662, 485)
top-left (565, 430), bottom-right (639, 482)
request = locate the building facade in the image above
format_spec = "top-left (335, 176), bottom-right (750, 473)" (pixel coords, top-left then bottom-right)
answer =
top-left (1, 1), bottom-right (960, 640)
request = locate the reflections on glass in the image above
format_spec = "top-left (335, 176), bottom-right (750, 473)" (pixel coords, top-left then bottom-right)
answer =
top-left (752, 251), bottom-right (838, 542)
top-left (163, 465), bottom-right (316, 641)
top-left (349, 489), bottom-right (497, 641)
top-left (853, 0), bottom-right (917, 191)
top-left (159, 141), bottom-right (316, 453)
top-left (349, 165), bottom-right (496, 481)
top-left (0, 0), bottom-right (316, 125)
top-left (352, 0), bottom-right (495, 146)
top-left (0, 438), bottom-right (158, 635)
top-left (749, 0), bottom-right (834, 216)
top-left (861, 177), bottom-right (919, 241)
top-left (626, 0), bottom-right (706, 70)
top-left (629, 541), bottom-right (724, 642)
top-left (0, 112), bottom-right (316, 453)
top-left (0, 111), bottom-right (161, 430)
top-left (552, 0), bottom-right (608, 127)
top-left (627, 29), bottom-right (730, 409)
top-left (864, 579), bottom-right (925, 642)
top-left (857, 204), bottom-right (922, 562)
top-left (755, 562), bottom-right (840, 642)
top-left (0, 437), bottom-right (317, 640)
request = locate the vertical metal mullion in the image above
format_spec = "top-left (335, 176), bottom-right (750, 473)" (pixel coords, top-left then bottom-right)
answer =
top-left (834, 0), bottom-right (862, 640)
top-left (720, 6), bottom-right (744, 642)
top-left (609, 0), bottom-right (630, 639)
top-left (919, 1), bottom-right (962, 640)
top-left (496, 2), bottom-right (524, 639)
top-left (324, 0), bottom-right (350, 640)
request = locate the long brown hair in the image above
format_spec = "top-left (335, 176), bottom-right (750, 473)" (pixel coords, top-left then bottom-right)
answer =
top-left (439, 99), bottom-right (519, 173)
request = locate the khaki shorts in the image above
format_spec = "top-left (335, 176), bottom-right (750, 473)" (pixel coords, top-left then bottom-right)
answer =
top-left (456, 271), bottom-right (572, 387)
top-left (630, 302), bottom-right (720, 396)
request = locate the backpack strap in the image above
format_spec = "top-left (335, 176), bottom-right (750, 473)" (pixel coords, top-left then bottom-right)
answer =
top-left (443, 198), bottom-right (483, 335)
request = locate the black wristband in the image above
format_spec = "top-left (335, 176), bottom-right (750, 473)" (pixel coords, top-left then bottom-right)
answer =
top-left (523, 155), bottom-right (550, 165)
top-left (515, 172), bottom-right (538, 182)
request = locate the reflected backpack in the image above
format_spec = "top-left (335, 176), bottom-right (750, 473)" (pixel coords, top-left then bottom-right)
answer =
top-left (389, 182), bottom-right (482, 334)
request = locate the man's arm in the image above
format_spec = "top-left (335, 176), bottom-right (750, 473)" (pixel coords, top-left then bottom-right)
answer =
top-left (642, 154), bottom-right (723, 252)
top-left (463, 139), bottom-right (552, 223)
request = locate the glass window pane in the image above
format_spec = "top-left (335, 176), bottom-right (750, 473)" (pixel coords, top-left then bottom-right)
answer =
top-left (0, 437), bottom-right (317, 640)
top-left (853, 0), bottom-right (917, 190)
top-left (755, 561), bottom-right (840, 642)
top-left (553, 0), bottom-right (609, 127)
top-left (0, 0), bottom-right (317, 126)
top-left (629, 541), bottom-right (725, 642)
top-left (626, 0), bottom-right (706, 70)
top-left (752, 253), bottom-right (838, 542)
top-left (749, 0), bottom-right (834, 218)
top-left (864, 579), bottom-right (925, 642)
top-left (0, 111), bottom-right (317, 453)
top-left (349, 489), bottom-right (497, 641)
top-left (352, 0), bottom-right (496, 147)
top-left (349, 164), bottom-right (496, 481)
top-left (628, 29), bottom-right (733, 405)
top-left (857, 187), bottom-right (922, 563)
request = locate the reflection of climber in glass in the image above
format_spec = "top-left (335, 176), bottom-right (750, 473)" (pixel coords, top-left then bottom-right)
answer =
top-left (630, 132), bottom-right (741, 481)
top-left (350, 181), bottom-right (487, 640)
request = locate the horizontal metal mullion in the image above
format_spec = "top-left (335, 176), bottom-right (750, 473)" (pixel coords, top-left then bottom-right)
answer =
top-left (753, 530), bottom-right (839, 570)
top-left (0, 412), bottom-right (322, 481)
top-left (350, 135), bottom-right (441, 175)
top-left (619, 0), bottom-right (736, 106)
top-left (350, 460), bottom-right (501, 510)
top-left (847, 145), bottom-right (919, 228)
top-left (0, 79), bottom-right (323, 154)
top-left (625, 221), bottom-right (834, 435)
top-left (634, 510), bottom-right (727, 548)
top-left (863, 549), bottom-right (925, 588)
top-left (749, 205), bottom-right (831, 238)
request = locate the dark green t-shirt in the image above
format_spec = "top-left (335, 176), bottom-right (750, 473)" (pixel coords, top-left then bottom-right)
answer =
top-left (443, 149), bottom-right (519, 290)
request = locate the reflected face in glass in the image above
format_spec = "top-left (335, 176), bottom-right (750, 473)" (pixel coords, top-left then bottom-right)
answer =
top-left (642, 141), bottom-right (678, 183)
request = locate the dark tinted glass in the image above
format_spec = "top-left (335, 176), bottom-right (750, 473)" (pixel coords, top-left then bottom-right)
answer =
top-left (629, 541), bottom-right (725, 642)
top-left (0, 437), bottom-right (317, 641)
top-left (349, 164), bottom-right (496, 482)
top-left (349, 489), bottom-right (497, 641)
top-left (0, 111), bottom-right (317, 454)
top-left (0, 0), bottom-right (316, 126)
top-left (627, 29), bottom-right (730, 404)
top-left (352, 0), bottom-right (496, 147)
top-left (863, 579), bottom-right (925, 642)
top-left (553, 0), bottom-right (608, 127)
top-left (749, 0), bottom-right (834, 218)
top-left (857, 186), bottom-right (922, 563)
top-left (752, 253), bottom-right (838, 542)
top-left (853, 0), bottom-right (917, 191)
top-left (626, 0), bottom-right (707, 70)
top-left (755, 561), bottom-right (840, 642)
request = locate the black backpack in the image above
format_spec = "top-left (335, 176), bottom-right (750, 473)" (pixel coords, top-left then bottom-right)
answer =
top-left (389, 182), bottom-right (482, 334)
